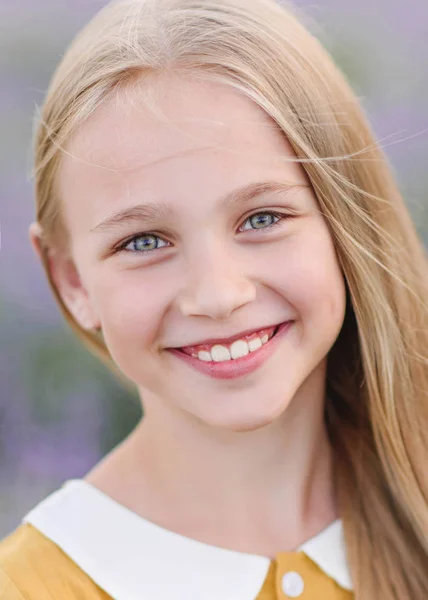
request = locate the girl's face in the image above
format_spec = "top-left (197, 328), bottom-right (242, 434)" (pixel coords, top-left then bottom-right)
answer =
top-left (54, 74), bottom-right (346, 431)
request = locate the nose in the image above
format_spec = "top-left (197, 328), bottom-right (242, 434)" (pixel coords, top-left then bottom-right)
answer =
top-left (178, 245), bottom-right (256, 320)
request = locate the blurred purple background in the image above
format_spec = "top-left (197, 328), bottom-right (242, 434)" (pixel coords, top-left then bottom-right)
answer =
top-left (1, 0), bottom-right (427, 535)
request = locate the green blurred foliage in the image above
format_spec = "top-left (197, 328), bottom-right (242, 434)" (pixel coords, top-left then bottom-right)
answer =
top-left (22, 327), bottom-right (142, 453)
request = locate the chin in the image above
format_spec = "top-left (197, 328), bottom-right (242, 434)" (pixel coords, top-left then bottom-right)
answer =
top-left (196, 399), bottom-right (289, 433)
top-left (228, 418), bottom-right (277, 433)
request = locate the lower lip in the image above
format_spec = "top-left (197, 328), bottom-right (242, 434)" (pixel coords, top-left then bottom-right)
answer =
top-left (166, 321), bottom-right (293, 380)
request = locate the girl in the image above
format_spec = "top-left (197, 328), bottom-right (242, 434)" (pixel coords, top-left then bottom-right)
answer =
top-left (1, 0), bottom-right (427, 598)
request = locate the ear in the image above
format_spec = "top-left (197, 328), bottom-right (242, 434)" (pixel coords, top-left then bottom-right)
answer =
top-left (28, 221), bottom-right (101, 331)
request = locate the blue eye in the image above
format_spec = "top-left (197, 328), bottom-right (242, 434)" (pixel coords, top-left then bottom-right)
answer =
top-left (120, 233), bottom-right (168, 255)
top-left (240, 211), bottom-right (283, 232)
top-left (116, 210), bottom-right (289, 256)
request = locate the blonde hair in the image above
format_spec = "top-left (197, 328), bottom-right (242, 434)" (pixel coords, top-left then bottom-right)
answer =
top-left (33, 0), bottom-right (428, 596)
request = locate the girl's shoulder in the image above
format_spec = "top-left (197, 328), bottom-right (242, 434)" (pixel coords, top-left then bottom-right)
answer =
top-left (0, 523), bottom-right (111, 600)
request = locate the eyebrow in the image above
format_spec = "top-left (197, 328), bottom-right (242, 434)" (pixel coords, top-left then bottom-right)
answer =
top-left (90, 180), bottom-right (307, 234)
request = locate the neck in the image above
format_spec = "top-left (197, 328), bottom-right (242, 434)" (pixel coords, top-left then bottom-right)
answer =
top-left (85, 369), bottom-right (337, 557)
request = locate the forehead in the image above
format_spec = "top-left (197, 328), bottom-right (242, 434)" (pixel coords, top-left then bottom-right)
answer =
top-left (64, 74), bottom-right (297, 168)
top-left (57, 74), bottom-right (308, 232)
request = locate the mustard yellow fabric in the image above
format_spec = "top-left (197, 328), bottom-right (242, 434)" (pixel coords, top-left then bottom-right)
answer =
top-left (257, 552), bottom-right (353, 600)
top-left (0, 525), bottom-right (111, 600)
top-left (0, 523), bottom-right (353, 599)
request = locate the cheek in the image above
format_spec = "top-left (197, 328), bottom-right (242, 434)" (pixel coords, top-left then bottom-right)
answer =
top-left (279, 226), bottom-right (346, 325)
top-left (92, 271), bottom-right (165, 352)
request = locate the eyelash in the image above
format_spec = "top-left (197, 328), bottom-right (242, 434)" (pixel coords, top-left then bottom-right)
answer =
top-left (114, 210), bottom-right (292, 257)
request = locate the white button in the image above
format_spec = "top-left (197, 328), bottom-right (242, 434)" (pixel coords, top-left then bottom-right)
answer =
top-left (281, 571), bottom-right (304, 598)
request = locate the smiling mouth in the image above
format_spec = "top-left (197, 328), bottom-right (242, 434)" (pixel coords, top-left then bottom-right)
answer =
top-left (175, 321), bottom-right (285, 350)
top-left (177, 322), bottom-right (286, 362)
top-left (166, 320), bottom-right (293, 379)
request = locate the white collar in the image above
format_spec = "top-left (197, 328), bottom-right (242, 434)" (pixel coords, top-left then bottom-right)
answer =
top-left (23, 479), bottom-right (353, 599)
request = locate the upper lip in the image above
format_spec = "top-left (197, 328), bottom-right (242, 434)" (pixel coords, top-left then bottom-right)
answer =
top-left (169, 320), bottom-right (289, 349)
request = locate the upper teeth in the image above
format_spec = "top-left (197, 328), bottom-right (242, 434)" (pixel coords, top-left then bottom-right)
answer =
top-left (193, 333), bottom-right (270, 362)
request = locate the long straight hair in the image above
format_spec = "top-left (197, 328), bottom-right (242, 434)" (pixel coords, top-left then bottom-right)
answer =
top-left (32, 0), bottom-right (428, 596)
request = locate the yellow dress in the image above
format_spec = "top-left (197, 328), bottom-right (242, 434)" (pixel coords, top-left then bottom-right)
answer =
top-left (0, 480), bottom-right (354, 599)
